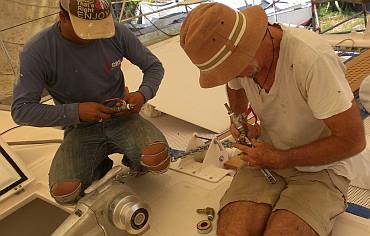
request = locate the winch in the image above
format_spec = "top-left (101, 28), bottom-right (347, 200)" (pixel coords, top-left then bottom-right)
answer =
top-left (52, 166), bottom-right (150, 236)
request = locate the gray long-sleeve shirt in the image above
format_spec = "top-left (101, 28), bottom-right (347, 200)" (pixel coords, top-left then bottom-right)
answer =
top-left (11, 22), bottom-right (164, 127)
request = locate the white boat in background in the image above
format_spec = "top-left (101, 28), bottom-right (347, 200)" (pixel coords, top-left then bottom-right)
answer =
top-left (134, 0), bottom-right (312, 25)
top-left (117, 0), bottom-right (312, 40)
top-left (263, 0), bottom-right (312, 25)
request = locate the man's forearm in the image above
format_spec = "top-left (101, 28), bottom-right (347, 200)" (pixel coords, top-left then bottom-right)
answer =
top-left (280, 100), bottom-right (366, 168)
top-left (11, 102), bottom-right (80, 127)
top-left (139, 59), bottom-right (164, 101)
top-left (282, 134), bottom-right (365, 168)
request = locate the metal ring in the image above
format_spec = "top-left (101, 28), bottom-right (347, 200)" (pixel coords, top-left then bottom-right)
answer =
top-left (197, 219), bottom-right (212, 234)
top-left (128, 103), bottom-right (136, 110)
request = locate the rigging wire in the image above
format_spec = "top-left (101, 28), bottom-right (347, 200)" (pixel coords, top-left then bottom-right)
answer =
top-left (0, 12), bottom-right (59, 33)
top-left (0, 97), bottom-right (53, 136)
top-left (0, 125), bottom-right (22, 136)
top-left (2, 40), bottom-right (24, 46)
top-left (138, 7), bottom-right (180, 37)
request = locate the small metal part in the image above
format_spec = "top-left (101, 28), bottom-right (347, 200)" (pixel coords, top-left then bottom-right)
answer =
top-left (74, 209), bottom-right (82, 217)
top-left (104, 98), bottom-right (135, 113)
top-left (224, 103), bottom-right (248, 144)
top-left (224, 103), bottom-right (277, 184)
top-left (261, 168), bottom-right (277, 184)
top-left (197, 219), bottom-right (212, 234)
top-left (111, 100), bottom-right (130, 113)
top-left (172, 139), bottom-right (234, 161)
top-left (109, 193), bottom-right (150, 235)
top-left (196, 207), bottom-right (215, 221)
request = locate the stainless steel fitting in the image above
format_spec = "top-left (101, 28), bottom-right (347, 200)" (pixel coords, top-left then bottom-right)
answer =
top-left (196, 207), bottom-right (215, 221)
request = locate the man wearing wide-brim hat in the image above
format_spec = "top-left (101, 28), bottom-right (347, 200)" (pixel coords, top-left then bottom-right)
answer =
top-left (180, 3), bottom-right (369, 236)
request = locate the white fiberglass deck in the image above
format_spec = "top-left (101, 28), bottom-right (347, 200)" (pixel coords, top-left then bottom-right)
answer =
top-left (0, 109), bottom-right (369, 236)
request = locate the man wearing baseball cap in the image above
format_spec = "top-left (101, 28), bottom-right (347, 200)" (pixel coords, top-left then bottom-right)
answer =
top-left (12, 0), bottom-right (170, 204)
top-left (180, 3), bottom-right (369, 236)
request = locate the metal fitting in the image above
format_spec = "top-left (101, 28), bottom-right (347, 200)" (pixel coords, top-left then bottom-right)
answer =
top-left (103, 98), bottom-right (136, 113)
top-left (196, 207), bottom-right (215, 221)
top-left (111, 100), bottom-right (135, 113)
top-left (197, 219), bottom-right (212, 234)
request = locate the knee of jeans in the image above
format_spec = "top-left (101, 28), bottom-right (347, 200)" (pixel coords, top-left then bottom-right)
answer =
top-left (50, 180), bottom-right (82, 204)
top-left (140, 141), bottom-right (170, 174)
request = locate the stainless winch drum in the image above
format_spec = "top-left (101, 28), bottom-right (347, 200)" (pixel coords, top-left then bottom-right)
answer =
top-left (109, 193), bottom-right (150, 234)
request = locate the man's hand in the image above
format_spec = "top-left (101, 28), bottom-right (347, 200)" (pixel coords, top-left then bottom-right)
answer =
top-left (78, 102), bottom-right (115, 122)
top-left (233, 139), bottom-right (288, 169)
top-left (124, 91), bottom-right (145, 113)
top-left (230, 122), bottom-right (261, 141)
top-left (113, 87), bottom-right (146, 117)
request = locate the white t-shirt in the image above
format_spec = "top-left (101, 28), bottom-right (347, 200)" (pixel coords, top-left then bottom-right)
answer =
top-left (360, 75), bottom-right (370, 113)
top-left (228, 26), bottom-right (370, 183)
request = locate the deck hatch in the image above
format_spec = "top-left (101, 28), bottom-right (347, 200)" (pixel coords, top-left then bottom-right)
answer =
top-left (0, 137), bottom-right (31, 201)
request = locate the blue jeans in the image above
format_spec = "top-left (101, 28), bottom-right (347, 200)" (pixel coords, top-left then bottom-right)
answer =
top-left (49, 114), bottom-right (167, 200)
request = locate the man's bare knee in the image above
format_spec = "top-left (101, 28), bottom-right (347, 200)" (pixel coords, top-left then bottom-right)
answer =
top-left (264, 210), bottom-right (318, 236)
top-left (50, 180), bottom-right (81, 204)
top-left (217, 201), bottom-right (271, 236)
top-left (140, 141), bottom-right (170, 174)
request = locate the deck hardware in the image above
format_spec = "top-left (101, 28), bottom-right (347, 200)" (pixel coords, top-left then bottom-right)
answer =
top-left (103, 98), bottom-right (135, 113)
top-left (224, 103), bottom-right (277, 184)
top-left (197, 219), bottom-right (212, 234)
top-left (196, 207), bottom-right (215, 221)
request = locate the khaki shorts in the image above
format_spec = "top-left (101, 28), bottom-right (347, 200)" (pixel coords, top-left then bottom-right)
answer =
top-left (220, 164), bottom-right (349, 236)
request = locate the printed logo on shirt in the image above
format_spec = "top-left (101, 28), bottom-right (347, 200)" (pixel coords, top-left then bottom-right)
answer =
top-left (112, 59), bottom-right (122, 69)
top-left (104, 59), bottom-right (122, 73)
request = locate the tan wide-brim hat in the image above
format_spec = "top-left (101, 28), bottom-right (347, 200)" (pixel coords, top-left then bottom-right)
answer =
top-left (60, 0), bottom-right (115, 40)
top-left (180, 3), bottom-right (268, 88)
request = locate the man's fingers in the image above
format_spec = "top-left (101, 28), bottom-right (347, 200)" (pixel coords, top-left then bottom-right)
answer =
top-left (97, 104), bottom-right (115, 114)
top-left (242, 120), bottom-right (250, 128)
top-left (239, 154), bottom-right (258, 167)
top-left (98, 112), bottom-right (111, 120)
top-left (250, 139), bottom-right (264, 148)
top-left (233, 143), bottom-right (251, 153)
top-left (250, 139), bottom-right (258, 146)
top-left (112, 110), bottom-right (131, 117)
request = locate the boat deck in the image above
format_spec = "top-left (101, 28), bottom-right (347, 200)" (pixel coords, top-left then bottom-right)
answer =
top-left (0, 109), bottom-right (369, 235)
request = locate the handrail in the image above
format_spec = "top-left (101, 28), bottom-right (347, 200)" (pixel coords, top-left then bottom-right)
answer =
top-left (115, 0), bottom-right (208, 23)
